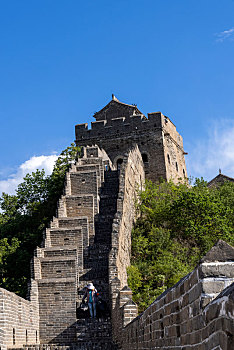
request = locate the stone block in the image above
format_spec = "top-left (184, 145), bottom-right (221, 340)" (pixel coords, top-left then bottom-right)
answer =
top-left (202, 280), bottom-right (225, 294)
top-left (205, 303), bottom-right (220, 323)
top-left (188, 283), bottom-right (202, 303)
top-left (200, 262), bottom-right (234, 278)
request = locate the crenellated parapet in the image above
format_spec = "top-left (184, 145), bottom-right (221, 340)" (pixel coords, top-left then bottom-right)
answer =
top-left (75, 97), bottom-right (188, 183)
top-left (76, 112), bottom-right (183, 149)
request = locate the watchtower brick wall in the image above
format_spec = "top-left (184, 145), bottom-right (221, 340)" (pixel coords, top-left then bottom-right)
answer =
top-left (75, 97), bottom-right (187, 183)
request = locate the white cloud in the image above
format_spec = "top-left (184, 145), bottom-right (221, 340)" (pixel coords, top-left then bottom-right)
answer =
top-left (187, 119), bottom-right (234, 182)
top-left (0, 154), bottom-right (58, 195)
top-left (216, 28), bottom-right (234, 42)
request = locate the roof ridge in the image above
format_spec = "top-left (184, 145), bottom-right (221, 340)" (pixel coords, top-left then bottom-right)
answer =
top-left (112, 94), bottom-right (138, 109)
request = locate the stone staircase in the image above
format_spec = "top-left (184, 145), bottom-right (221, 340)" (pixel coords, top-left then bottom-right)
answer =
top-left (21, 147), bottom-right (120, 349)
top-left (95, 170), bottom-right (119, 246)
top-left (8, 319), bottom-right (117, 350)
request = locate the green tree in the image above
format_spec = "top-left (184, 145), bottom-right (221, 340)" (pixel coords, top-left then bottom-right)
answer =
top-left (0, 143), bottom-right (80, 297)
top-left (128, 180), bottom-right (234, 312)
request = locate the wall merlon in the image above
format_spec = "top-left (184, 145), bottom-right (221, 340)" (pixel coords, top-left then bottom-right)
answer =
top-left (91, 120), bottom-right (107, 129)
top-left (75, 123), bottom-right (88, 130)
top-left (50, 217), bottom-right (59, 228)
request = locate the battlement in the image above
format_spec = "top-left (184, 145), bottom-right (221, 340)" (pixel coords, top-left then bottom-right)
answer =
top-left (75, 114), bottom-right (155, 140)
top-left (76, 112), bottom-right (183, 148)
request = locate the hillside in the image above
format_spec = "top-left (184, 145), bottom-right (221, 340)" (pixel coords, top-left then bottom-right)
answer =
top-left (127, 179), bottom-right (234, 312)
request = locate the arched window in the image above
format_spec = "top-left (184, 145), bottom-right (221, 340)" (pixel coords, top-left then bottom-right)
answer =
top-left (176, 162), bottom-right (178, 172)
top-left (142, 153), bottom-right (148, 163)
top-left (167, 154), bottom-right (170, 164)
top-left (183, 169), bottom-right (186, 177)
top-left (26, 330), bottom-right (28, 344)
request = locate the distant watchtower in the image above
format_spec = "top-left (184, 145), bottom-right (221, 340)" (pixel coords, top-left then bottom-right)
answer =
top-left (75, 95), bottom-right (187, 183)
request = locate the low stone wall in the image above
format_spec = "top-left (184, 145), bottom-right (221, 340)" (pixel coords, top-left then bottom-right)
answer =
top-left (115, 240), bottom-right (234, 349)
top-left (121, 282), bottom-right (234, 350)
top-left (0, 286), bottom-right (39, 350)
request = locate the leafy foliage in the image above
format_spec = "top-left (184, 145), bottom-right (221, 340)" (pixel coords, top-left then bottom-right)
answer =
top-left (0, 143), bottom-right (80, 297)
top-left (128, 179), bottom-right (234, 312)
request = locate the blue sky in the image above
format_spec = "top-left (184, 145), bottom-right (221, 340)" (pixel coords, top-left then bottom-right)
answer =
top-left (1, 0), bottom-right (234, 193)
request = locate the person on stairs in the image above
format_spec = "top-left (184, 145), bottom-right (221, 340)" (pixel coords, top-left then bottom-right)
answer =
top-left (82, 283), bottom-right (97, 318)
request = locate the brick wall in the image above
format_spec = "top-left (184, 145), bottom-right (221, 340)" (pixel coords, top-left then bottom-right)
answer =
top-left (109, 145), bottom-right (145, 288)
top-left (113, 240), bottom-right (234, 350)
top-left (0, 286), bottom-right (39, 350)
top-left (108, 145), bottom-right (145, 343)
top-left (38, 279), bottom-right (77, 343)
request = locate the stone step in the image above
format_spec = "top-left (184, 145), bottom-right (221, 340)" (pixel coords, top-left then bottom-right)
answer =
top-left (84, 261), bottom-right (108, 269)
top-left (87, 248), bottom-right (109, 255)
top-left (95, 219), bottom-right (113, 226)
top-left (101, 185), bottom-right (119, 191)
top-left (99, 203), bottom-right (117, 210)
top-left (104, 170), bottom-right (119, 178)
top-left (94, 231), bottom-right (112, 240)
top-left (88, 243), bottom-right (110, 252)
top-left (98, 210), bottom-right (116, 217)
top-left (102, 180), bottom-right (118, 185)
top-left (103, 178), bottom-right (119, 183)
top-left (97, 214), bottom-right (116, 220)
top-left (99, 197), bottom-right (118, 203)
top-left (31, 158), bottom-right (119, 348)
top-left (100, 191), bottom-right (118, 197)
top-left (79, 268), bottom-right (108, 281)
top-left (76, 318), bottom-right (112, 337)
top-left (94, 239), bottom-right (111, 246)
top-left (94, 229), bottom-right (112, 236)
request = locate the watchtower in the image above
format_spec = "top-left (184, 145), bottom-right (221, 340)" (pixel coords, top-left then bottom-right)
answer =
top-left (75, 95), bottom-right (187, 183)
